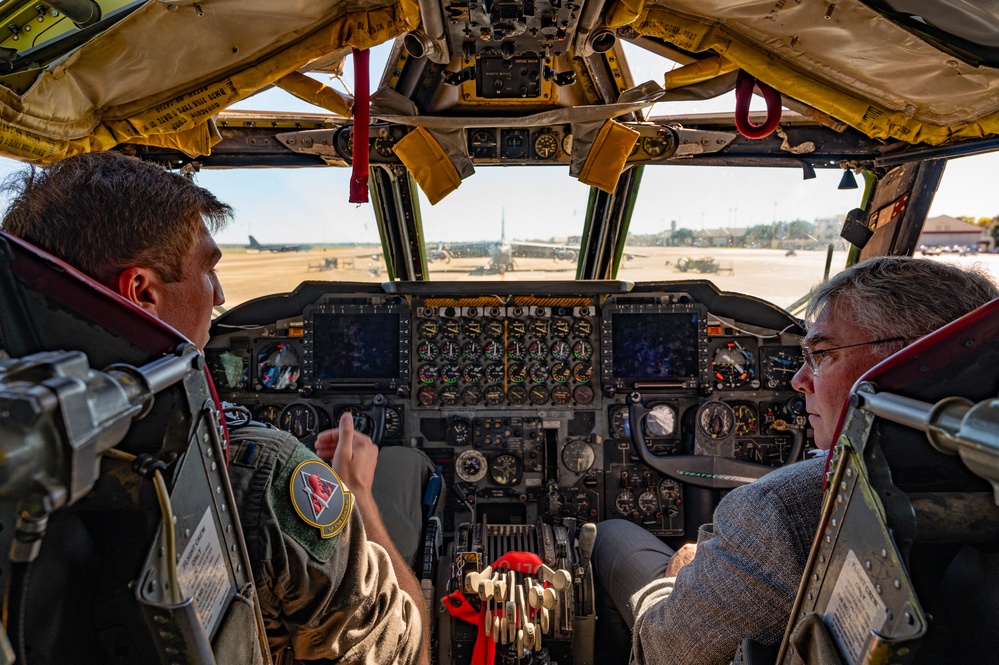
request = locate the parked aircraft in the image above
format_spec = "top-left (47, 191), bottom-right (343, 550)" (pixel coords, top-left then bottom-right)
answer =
top-left (247, 235), bottom-right (312, 252)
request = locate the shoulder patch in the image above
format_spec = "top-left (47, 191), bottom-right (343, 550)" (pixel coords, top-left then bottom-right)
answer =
top-left (288, 459), bottom-right (352, 539)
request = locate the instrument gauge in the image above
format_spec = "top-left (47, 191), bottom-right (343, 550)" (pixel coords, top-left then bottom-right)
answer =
top-left (383, 406), bottom-right (403, 437)
top-left (372, 136), bottom-right (395, 158)
top-left (507, 384), bottom-right (528, 405)
top-left (489, 454), bottom-right (523, 486)
top-left (551, 319), bottom-right (571, 338)
top-left (463, 364), bottom-right (484, 384)
top-left (256, 404), bottom-right (282, 425)
top-left (441, 319), bottom-right (461, 339)
top-left (462, 386), bottom-right (483, 405)
top-left (455, 449), bottom-right (488, 482)
top-left (484, 319), bottom-right (505, 338)
top-left (507, 340), bottom-right (526, 360)
top-left (211, 350), bottom-right (247, 389)
top-left (417, 320), bottom-right (439, 338)
top-left (533, 131), bottom-right (560, 159)
top-left (334, 405), bottom-right (370, 435)
top-left (529, 318), bottom-right (549, 337)
top-left (572, 318), bottom-right (593, 337)
top-left (335, 127), bottom-right (354, 158)
top-left (468, 129), bottom-right (498, 159)
top-left (572, 363), bottom-right (593, 383)
top-left (574, 385), bottom-right (595, 405)
top-left (528, 384), bottom-right (550, 405)
top-left (550, 340), bottom-right (571, 361)
top-left (697, 401), bottom-right (736, 439)
top-left (279, 402), bottom-right (326, 440)
top-left (501, 129), bottom-right (530, 160)
top-left (446, 417), bottom-right (473, 446)
top-left (440, 363), bottom-right (461, 384)
top-left (528, 363), bottom-right (549, 383)
top-left (484, 363), bottom-right (505, 384)
top-left (711, 341), bottom-right (757, 389)
top-left (572, 340), bottom-right (593, 360)
top-left (561, 439), bottom-right (595, 473)
top-left (439, 384), bottom-right (461, 406)
top-left (731, 402), bottom-right (758, 436)
top-left (484, 340), bottom-right (504, 361)
top-left (643, 403), bottom-right (677, 438)
top-left (658, 478), bottom-right (681, 502)
top-left (462, 341), bottom-right (483, 361)
top-left (638, 490), bottom-right (659, 515)
top-left (462, 319), bottom-right (483, 337)
top-left (416, 385), bottom-right (437, 406)
top-left (440, 340), bottom-right (461, 361)
top-left (615, 491), bottom-right (636, 515)
top-left (762, 347), bottom-right (802, 390)
top-left (507, 320), bottom-right (527, 338)
top-left (641, 136), bottom-right (668, 157)
top-left (417, 340), bottom-right (440, 361)
top-left (418, 364), bottom-right (439, 384)
top-left (484, 385), bottom-right (505, 406)
top-left (257, 343), bottom-right (301, 390)
top-left (561, 133), bottom-right (573, 155)
top-left (529, 340), bottom-right (549, 360)
top-left (551, 384), bottom-right (572, 405)
top-left (507, 362), bottom-right (527, 383)
top-left (551, 362), bottom-right (571, 383)
top-left (609, 406), bottom-right (631, 438)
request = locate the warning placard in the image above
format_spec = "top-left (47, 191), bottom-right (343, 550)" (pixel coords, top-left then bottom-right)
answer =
top-left (824, 549), bottom-right (887, 664)
top-left (177, 508), bottom-right (231, 634)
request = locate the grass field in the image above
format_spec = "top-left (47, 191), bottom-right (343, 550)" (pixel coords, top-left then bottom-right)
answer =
top-left (215, 246), bottom-right (999, 313)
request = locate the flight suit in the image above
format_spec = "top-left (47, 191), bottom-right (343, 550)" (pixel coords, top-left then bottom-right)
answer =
top-left (226, 425), bottom-right (422, 664)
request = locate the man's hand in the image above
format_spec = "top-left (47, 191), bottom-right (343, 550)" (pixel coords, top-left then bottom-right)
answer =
top-left (316, 412), bottom-right (378, 498)
top-left (664, 543), bottom-right (697, 579)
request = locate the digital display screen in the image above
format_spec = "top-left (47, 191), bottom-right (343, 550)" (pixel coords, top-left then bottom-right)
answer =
top-left (612, 312), bottom-right (699, 380)
top-left (312, 313), bottom-right (400, 380)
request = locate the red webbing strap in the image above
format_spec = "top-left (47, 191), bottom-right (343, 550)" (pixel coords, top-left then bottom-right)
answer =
top-left (349, 47), bottom-right (370, 203)
top-left (204, 365), bottom-right (230, 467)
top-left (734, 70), bottom-right (782, 139)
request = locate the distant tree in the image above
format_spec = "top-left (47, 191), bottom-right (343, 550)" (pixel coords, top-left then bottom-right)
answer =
top-left (672, 228), bottom-right (694, 246)
top-left (991, 220), bottom-right (999, 246)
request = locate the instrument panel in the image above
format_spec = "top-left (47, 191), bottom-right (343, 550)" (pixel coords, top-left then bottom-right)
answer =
top-left (207, 281), bottom-right (811, 541)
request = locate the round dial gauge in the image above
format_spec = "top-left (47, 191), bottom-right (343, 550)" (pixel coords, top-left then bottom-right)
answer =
top-left (533, 132), bottom-right (559, 159)
top-left (507, 340), bottom-right (526, 360)
top-left (711, 341), bottom-right (756, 389)
top-left (641, 136), bottom-right (668, 157)
top-left (551, 362), bottom-right (571, 383)
top-left (529, 363), bottom-right (549, 383)
top-left (463, 364), bottom-right (484, 384)
top-left (446, 417), bottom-right (473, 446)
top-left (462, 341), bottom-right (483, 361)
top-left (257, 343), bottom-right (301, 390)
top-left (551, 340), bottom-right (571, 361)
top-left (643, 403), bottom-right (677, 437)
top-left (658, 478), bottom-right (681, 502)
top-left (507, 320), bottom-right (527, 338)
top-left (529, 318), bottom-right (549, 337)
top-left (731, 402), bottom-right (758, 436)
top-left (762, 348), bottom-right (802, 390)
top-left (489, 454), bottom-right (523, 486)
top-left (572, 363), bottom-right (593, 382)
top-left (551, 319), bottom-right (571, 338)
top-left (463, 319), bottom-right (483, 337)
top-left (383, 406), bottom-right (403, 437)
top-left (417, 340), bottom-right (440, 361)
top-left (638, 490), bottom-right (659, 515)
top-left (484, 319), bottom-right (505, 338)
top-left (279, 402), bottom-right (326, 440)
top-left (462, 386), bottom-right (483, 405)
top-left (529, 340), bottom-right (549, 360)
top-left (417, 320), bottom-right (439, 338)
top-left (416, 385), bottom-right (437, 406)
top-left (439, 385), bottom-right (461, 406)
top-left (334, 405), bottom-right (370, 434)
top-left (484, 385), bottom-right (505, 406)
top-left (440, 363), bottom-right (461, 384)
top-left (211, 351), bottom-right (247, 389)
top-left (572, 318), bottom-right (593, 337)
top-left (373, 137), bottom-right (395, 158)
top-left (574, 385), bottom-right (595, 405)
top-left (697, 401), bottom-right (736, 439)
top-left (440, 340), bottom-right (461, 361)
top-left (507, 362), bottom-right (527, 383)
top-left (528, 384), bottom-right (550, 405)
top-left (507, 384), bottom-right (528, 405)
top-left (561, 439), bottom-right (595, 473)
top-left (455, 449), bottom-right (488, 482)
top-left (256, 404), bottom-right (282, 425)
top-left (572, 340), bottom-right (593, 360)
top-left (418, 364), bottom-right (439, 384)
top-left (440, 319), bottom-right (461, 339)
top-left (484, 340), bottom-right (504, 361)
top-left (551, 384), bottom-right (572, 405)
top-left (615, 491), bottom-right (636, 515)
top-left (485, 363), bottom-right (505, 383)
top-left (561, 133), bottom-right (573, 155)
top-left (609, 406), bottom-right (631, 438)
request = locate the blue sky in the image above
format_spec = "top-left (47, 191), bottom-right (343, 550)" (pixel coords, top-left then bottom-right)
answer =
top-left (0, 41), bottom-right (995, 245)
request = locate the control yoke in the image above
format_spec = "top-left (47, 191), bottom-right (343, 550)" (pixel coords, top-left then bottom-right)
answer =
top-left (627, 391), bottom-right (803, 489)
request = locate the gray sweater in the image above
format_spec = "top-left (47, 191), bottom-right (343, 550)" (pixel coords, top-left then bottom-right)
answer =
top-left (631, 456), bottom-right (827, 665)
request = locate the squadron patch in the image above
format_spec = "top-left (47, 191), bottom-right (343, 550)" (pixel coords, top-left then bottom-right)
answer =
top-left (289, 459), bottom-right (352, 538)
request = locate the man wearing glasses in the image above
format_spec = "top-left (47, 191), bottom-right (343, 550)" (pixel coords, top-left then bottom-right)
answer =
top-left (593, 256), bottom-right (998, 665)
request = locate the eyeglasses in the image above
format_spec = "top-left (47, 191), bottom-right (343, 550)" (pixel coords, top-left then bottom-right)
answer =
top-left (801, 337), bottom-right (909, 373)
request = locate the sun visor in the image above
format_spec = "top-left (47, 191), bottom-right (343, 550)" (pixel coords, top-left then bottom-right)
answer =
top-left (572, 119), bottom-right (639, 193)
top-left (393, 127), bottom-right (467, 205)
top-left (611, 0), bottom-right (999, 145)
top-left (0, 0), bottom-right (419, 163)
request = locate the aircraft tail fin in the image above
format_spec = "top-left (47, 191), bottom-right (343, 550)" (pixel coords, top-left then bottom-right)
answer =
top-left (248, 235), bottom-right (261, 249)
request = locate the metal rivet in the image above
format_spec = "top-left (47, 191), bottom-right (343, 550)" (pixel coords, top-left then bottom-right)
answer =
top-left (881, 548), bottom-right (888, 558)
top-left (875, 584), bottom-right (882, 594)
top-left (865, 560), bottom-right (872, 569)
top-left (904, 612), bottom-right (914, 624)
top-left (819, 554), bottom-right (826, 563)
top-left (894, 578), bottom-right (901, 589)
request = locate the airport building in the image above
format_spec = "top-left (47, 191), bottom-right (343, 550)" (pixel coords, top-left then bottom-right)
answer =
top-left (917, 215), bottom-right (993, 249)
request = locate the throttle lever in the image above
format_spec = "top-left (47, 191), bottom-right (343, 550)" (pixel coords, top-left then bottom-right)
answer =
top-left (360, 393), bottom-right (388, 446)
